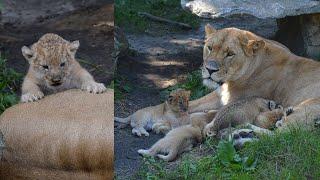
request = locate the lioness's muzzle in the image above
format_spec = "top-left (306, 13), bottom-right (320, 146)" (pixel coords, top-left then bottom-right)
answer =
top-left (206, 60), bottom-right (220, 74)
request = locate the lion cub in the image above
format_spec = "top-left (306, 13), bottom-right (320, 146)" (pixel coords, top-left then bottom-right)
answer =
top-left (115, 89), bottom-right (191, 136)
top-left (21, 33), bottom-right (106, 102)
top-left (138, 110), bottom-right (216, 161)
top-left (204, 97), bottom-right (289, 137)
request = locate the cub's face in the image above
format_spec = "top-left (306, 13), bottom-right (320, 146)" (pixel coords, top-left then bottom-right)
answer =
top-left (22, 33), bottom-right (79, 87)
top-left (167, 89), bottom-right (191, 114)
top-left (202, 25), bottom-right (265, 89)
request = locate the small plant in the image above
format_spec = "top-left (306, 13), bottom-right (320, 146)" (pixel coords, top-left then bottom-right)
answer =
top-left (115, 0), bottom-right (200, 32)
top-left (0, 53), bottom-right (22, 114)
top-left (160, 70), bottom-right (212, 101)
top-left (114, 75), bottom-right (133, 100)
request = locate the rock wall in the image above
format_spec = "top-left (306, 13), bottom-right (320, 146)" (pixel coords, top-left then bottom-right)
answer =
top-left (0, 0), bottom-right (112, 26)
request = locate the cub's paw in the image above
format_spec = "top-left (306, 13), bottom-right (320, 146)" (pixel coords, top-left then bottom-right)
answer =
top-left (81, 82), bottom-right (106, 94)
top-left (203, 124), bottom-right (216, 137)
top-left (21, 91), bottom-right (44, 103)
top-left (152, 123), bottom-right (170, 134)
top-left (132, 127), bottom-right (149, 137)
top-left (285, 106), bottom-right (294, 116)
top-left (138, 149), bottom-right (151, 156)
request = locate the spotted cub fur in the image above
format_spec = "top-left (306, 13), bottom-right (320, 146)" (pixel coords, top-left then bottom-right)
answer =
top-left (21, 33), bottom-right (106, 102)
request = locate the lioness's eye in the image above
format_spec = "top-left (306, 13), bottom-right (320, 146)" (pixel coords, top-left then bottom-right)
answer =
top-left (226, 51), bottom-right (235, 57)
top-left (42, 65), bottom-right (49, 70)
top-left (60, 62), bottom-right (66, 67)
top-left (207, 45), bottom-right (212, 51)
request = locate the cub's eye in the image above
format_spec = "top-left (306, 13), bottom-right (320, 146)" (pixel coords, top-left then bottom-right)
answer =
top-left (60, 62), bottom-right (66, 67)
top-left (226, 51), bottom-right (235, 58)
top-left (42, 65), bottom-right (49, 70)
top-left (207, 45), bottom-right (212, 51)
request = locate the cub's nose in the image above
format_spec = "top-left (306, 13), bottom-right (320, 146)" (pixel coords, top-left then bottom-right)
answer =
top-left (206, 61), bottom-right (220, 74)
top-left (52, 78), bottom-right (61, 83)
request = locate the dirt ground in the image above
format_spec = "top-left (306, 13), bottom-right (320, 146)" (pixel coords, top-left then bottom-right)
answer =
top-left (114, 21), bottom-right (209, 178)
top-left (0, 3), bottom-right (114, 91)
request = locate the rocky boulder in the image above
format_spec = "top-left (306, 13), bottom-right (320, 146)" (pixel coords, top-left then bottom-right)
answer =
top-left (182, 0), bottom-right (320, 19)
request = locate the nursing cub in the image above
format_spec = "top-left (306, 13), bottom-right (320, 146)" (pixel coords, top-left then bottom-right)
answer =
top-left (115, 89), bottom-right (191, 136)
top-left (204, 97), bottom-right (292, 137)
top-left (21, 33), bottom-right (106, 102)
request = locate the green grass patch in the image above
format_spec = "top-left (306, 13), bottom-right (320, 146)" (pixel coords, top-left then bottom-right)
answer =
top-left (114, 74), bottom-right (134, 100)
top-left (137, 127), bottom-right (320, 179)
top-left (160, 70), bottom-right (211, 102)
top-left (0, 53), bottom-right (22, 114)
top-left (115, 0), bottom-right (200, 32)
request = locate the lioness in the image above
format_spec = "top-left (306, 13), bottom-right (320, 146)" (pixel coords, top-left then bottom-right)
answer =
top-left (115, 89), bottom-right (191, 136)
top-left (21, 33), bottom-right (106, 102)
top-left (138, 110), bottom-right (216, 161)
top-left (203, 97), bottom-right (292, 137)
top-left (186, 24), bottom-right (320, 131)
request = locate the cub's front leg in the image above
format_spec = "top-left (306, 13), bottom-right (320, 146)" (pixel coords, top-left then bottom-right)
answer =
top-left (21, 77), bottom-right (44, 103)
top-left (74, 65), bottom-right (106, 94)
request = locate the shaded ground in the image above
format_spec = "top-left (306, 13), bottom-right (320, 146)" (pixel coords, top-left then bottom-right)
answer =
top-left (0, 3), bottom-right (114, 91)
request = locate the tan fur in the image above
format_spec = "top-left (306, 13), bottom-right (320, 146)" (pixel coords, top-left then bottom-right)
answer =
top-left (0, 89), bottom-right (113, 177)
top-left (21, 33), bottom-right (106, 103)
top-left (138, 110), bottom-right (216, 161)
top-left (115, 89), bottom-right (191, 136)
top-left (203, 97), bottom-right (285, 137)
top-left (187, 25), bottom-right (320, 130)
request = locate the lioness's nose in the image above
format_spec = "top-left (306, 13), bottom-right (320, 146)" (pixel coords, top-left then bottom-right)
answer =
top-left (206, 60), bottom-right (220, 74)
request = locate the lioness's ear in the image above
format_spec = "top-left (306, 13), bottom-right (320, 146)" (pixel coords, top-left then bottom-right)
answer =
top-left (69, 40), bottom-right (80, 53)
top-left (205, 24), bottom-right (217, 38)
top-left (240, 37), bottom-right (265, 56)
top-left (21, 46), bottom-right (34, 62)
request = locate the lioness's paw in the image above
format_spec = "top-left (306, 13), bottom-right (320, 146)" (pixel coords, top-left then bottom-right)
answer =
top-left (268, 101), bottom-right (277, 110)
top-left (275, 119), bottom-right (283, 128)
top-left (81, 82), bottom-right (106, 94)
top-left (285, 106), bottom-right (294, 116)
top-left (21, 91), bottom-right (44, 103)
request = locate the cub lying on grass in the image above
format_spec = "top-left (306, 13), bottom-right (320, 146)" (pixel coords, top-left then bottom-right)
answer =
top-left (203, 97), bottom-right (293, 137)
top-left (115, 89), bottom-right (191, 136)
top-left (21, 33), bottom-right (106, 103)
top-left (138, 110), bottom-right (216, 161)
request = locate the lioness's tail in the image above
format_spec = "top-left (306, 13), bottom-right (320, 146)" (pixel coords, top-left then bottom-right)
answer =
top-left (114, 116), bottom-right (130, 124)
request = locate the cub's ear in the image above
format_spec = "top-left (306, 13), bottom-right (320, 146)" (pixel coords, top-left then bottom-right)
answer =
top-left (239, 36), bottom-right (265, 56)
top-left (186, 90), bottom-right (191, 97)
top-left (167, 95), bottom-right (174, 104)
top-left (69, 40), bottom-right (80, 53)
top-left (205, 24), bottom-right (217, 38)
top-left (21, 46), bottom-right (34, 62)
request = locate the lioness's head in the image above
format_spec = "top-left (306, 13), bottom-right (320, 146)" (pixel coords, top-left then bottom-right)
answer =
top-left (21, 33), bottom-right (79, 87)
top-left (202, 24), bottom-right (265, 89)
top-left (166, 89), bottom-right (191, 113)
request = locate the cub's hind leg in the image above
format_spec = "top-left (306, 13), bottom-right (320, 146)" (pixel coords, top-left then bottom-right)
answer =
top-left (255, 109), bottom-right (285, 129)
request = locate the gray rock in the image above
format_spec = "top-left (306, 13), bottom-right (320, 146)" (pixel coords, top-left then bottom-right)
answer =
top-left (182, 0), bottom-right (320, 19)
top-left (1, 0), bottom-right (112, 26)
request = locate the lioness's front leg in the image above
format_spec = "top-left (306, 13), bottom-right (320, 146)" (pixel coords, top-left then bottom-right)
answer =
top-left (74, 65), bottom-right (106, 94)
top-left (21, 77), bottom-right (44, 102)
top-left (189, 91), bottom-right (222, 113)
